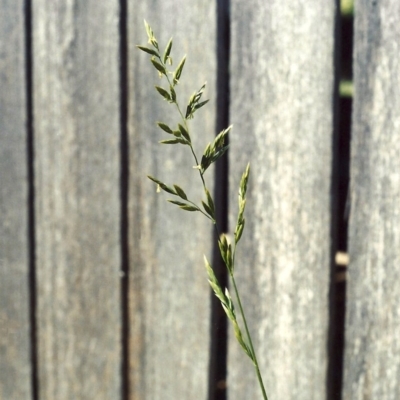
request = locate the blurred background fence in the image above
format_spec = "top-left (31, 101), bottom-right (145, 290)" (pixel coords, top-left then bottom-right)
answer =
top-left (1, 0), bottom-right (399, 399)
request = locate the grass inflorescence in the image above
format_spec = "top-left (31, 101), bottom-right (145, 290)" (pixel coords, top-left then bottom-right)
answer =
top-left (137, 20), bottom-right (269, 400)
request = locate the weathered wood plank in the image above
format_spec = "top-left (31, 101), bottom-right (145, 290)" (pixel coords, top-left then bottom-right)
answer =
top-left (33, 2), bottom-right (121, 398)
top-left (229, 1), bottom-right (336, 399)
top-left (128, 3), bottom-right (216, 399)
top-left (0, 1), bottom-right (32, 398)
top-left (343, 1), bottom-right (400, 399)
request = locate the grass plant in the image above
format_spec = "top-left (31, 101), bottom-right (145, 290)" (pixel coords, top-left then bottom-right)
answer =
top-left (137, 21), bottom-right (268, 400)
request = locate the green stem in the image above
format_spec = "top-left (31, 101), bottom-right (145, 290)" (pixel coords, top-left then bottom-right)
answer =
top-left (230, 275), bottom-right (269, 400)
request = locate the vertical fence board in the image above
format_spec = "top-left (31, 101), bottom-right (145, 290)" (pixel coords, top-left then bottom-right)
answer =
top-left (229, 1), bottom-right (336, 399)
top-left (343, 1), bottom-right (400, 399)
top-left (0, 1), bottom-right (32, 398)
top-left (128, 3), bottom-right (216, 399)
top-left (33, 2), bottom-right (121, 398)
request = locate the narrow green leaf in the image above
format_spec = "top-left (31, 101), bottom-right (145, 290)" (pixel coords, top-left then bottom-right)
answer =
top-left (203, 143), bottom-right (212, 158)
top-left (210, 145), bottom-right (229, 163)
top-left (238, 198), bottom-right (246, 220)
top-left (218, 242), bottom-right (227, 266)
top-left (218, 234), bottom-right (229, 268)
top-left (194, 85), bottom-right (205, 106)
top-left (151, 59), bottom-right (166, 75)
top-left (170, 85), bottom-right (176, 102)
top-left (157, 122), bottom-right (173, 134)
top-left (202, 200), bottom-right (214, 219)
top-left (143, 21), bottom-right (159, 49)
top-left (200, 156), bottom-right (211, 174)
top-left (194, 99), bottom-right (209, 111)
top-left (173, 55), bottom-right (186, 85)
top-left (235, 219), bottom-right (245, 244)
top-left (205, 188), bottom-right (215, 214)
top-left (185, 84), bottom-right (206, 118)
top-left (231, 319), bottom-right (253, 360)
top-left (226, 244), bottom-right (233, 273)
top-left (144, 20), bottom-right (154, 40)
top-left (188, 92), bottom-right (196, 105)
top-left (195, 83), bottom-right (206, 101)
top-left (178, 138), bottom-right (190, 145)
top-left (212, 283), bottom-right (229, 308)
top-left (204, 256), bottom-right (215, 279)
top-left (219, 234), bottom-right (228, 254)
top-left (173, 185), bottom-right (187, 200)
top-left (136, 45), bottom-right (159, 56)
top-left (148, 179), bottom-right (176, 195)
top-left (163, 37), bottom-right (173, 64)
top-left (240, 163), bottom-right (250, 197)
top-left (180, 204), bottom-right (199, 212)
top-left (224, 124), bottom-right (233, 134)
top-left (178, 124), bottom-right (191, 142)
top-left (225, 288), bottom-right (234, 310)
top-left (200, 143), bottom-right (213, 173)
top-left (185, 104), bottom-right (193, 119)
top-left (159, 138), bottom-right (181, 144)
top-left (159, 183), bottom-right (177, 195)
top-left (166, 131), bottom-right (190, 146)
top-left (155, 86), bottom-right (171, 101)
top-left (221, 296), bottom-right (236, 318)
top-left (167, 200), bottom-right (187, 207)
top-left (204, 256), bottom-right (227, 305)
top-left (147, 175), bottom-right (163, 185)
top-left (220, 288), bottom-right (236, 323)
top-left (214, 125), bottom-right (232, 149)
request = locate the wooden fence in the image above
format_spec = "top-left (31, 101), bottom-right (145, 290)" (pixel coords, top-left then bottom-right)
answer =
top-left (1, 0), bottom-right (399, 399)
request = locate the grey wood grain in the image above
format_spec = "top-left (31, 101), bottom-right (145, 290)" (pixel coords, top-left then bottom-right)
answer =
top-left (33, 2), bottom-right (121, 398)
top-left (0, 1), bottom-right (32, 398)
top-left (128, 3), bottom-right (217, 399)
top-left (229, 1), bottom-right (336, 399)
top-left (343, 1), bottom-right (400, 399)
